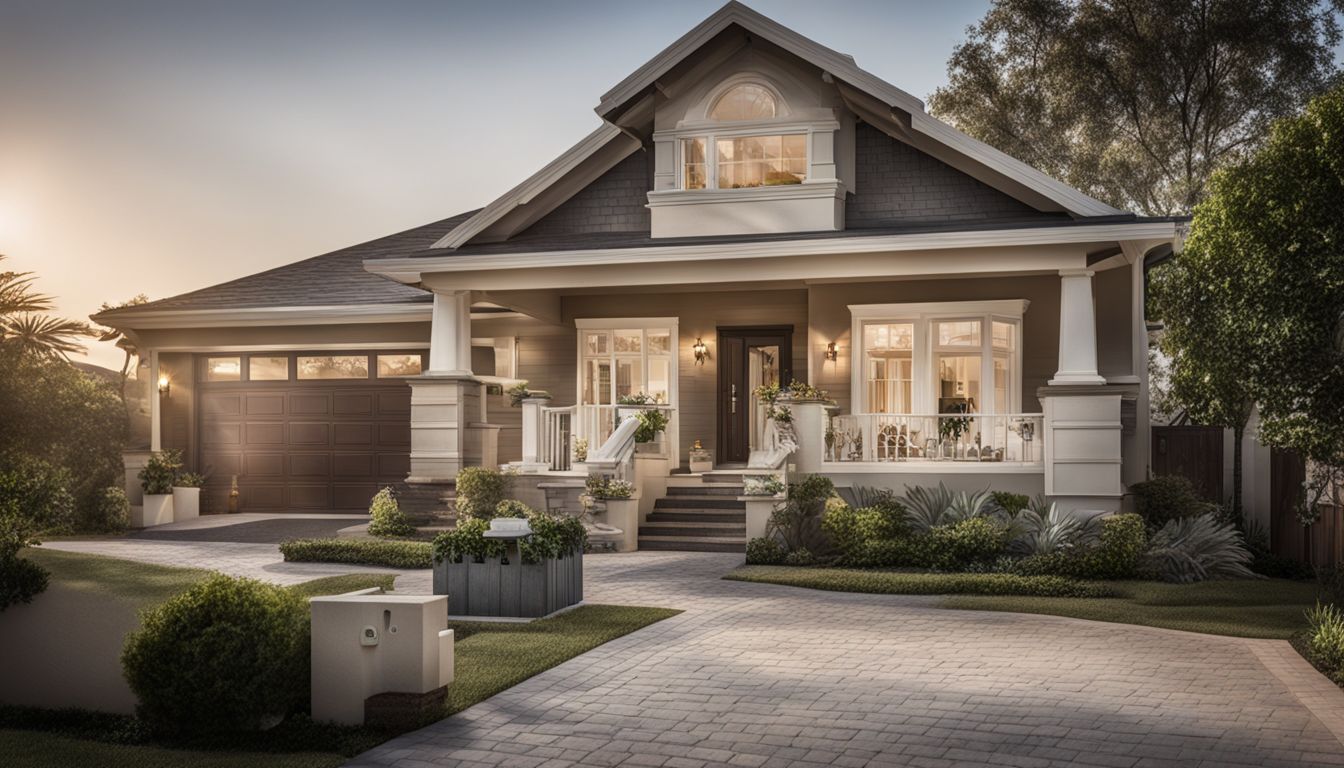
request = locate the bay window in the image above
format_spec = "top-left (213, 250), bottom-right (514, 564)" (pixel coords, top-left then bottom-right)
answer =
top-left (850, 301), bottom-right (1027, 416)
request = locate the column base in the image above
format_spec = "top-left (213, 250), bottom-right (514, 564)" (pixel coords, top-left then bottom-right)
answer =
top-left (407, 376), bottom-right (497, 481)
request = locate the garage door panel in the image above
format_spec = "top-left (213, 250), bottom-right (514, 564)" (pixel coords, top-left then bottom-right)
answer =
top-left (289, 485), bottom-right (330, 509)
top-left (202, 393), bottom-right (242, 417)
top-left (246, 423), bottom-right (285, 445)
top-left (290, 453), bottom-right (331, 477)
top-left (334, 423), bottom-right (373, 445)
top-left (377, 390), bottom-right (411, 415)
top-left (289, 394), bottom-right (330, 415)
top-left (378, 423), bottom-right (411, 447)
top-left (333, 453), bottom-right (374, 477)
top-left (289, 422), bottom-right (330, 446)
top-left (245, 452), bottom-right (286, 477)
top-left (246, 394), bottom-right (286, 416)
top-left (200, 370), bottom-right (410, 512)
top-left (378, 452), bottom-right (410, 476)
top-left (203, 423), bottom-right (242, 446)
top-left (334, 393), bottom-right (374, 416)
top-left (333, 484), bottom-right (380, 509)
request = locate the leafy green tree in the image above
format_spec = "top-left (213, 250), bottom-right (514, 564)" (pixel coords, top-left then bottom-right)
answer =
top-left (1161, 84), bottom-right (1344, 521)
top-left (930, 0), bottom-right (1343, 215)
top-left (93, 294), bottom-right (149, 415)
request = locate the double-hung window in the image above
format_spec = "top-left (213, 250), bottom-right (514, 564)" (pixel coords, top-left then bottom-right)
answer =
top-left (851, 301), bottom-right (1026, 416)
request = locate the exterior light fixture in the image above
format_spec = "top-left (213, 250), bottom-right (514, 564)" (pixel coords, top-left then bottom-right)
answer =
top-left (157, 375), bottom-right (171, 398)
top-left (693, 338), bottom-right (709, 365)
top-left (824, 341), bottom-right (838, 362)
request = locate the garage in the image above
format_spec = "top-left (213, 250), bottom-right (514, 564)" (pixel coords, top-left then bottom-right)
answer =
top-left (196, 351), bottom-right (420, 513)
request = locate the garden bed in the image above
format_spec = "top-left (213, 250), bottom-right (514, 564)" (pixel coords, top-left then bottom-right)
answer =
top-left (727, 565), bottom-right (1116, 598)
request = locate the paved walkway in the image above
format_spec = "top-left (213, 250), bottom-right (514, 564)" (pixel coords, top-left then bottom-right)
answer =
top-left (44, 533), bottom-right (1344, 767)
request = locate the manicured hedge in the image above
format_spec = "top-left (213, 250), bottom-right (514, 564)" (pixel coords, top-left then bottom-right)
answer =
top-left (279, 537), bottom-right (433, 569)
top-left (725, 566), bottom-right (1117, 598)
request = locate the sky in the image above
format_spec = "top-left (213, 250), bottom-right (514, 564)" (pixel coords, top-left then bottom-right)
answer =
top-left (0, 0), bottom-right (1024, 369)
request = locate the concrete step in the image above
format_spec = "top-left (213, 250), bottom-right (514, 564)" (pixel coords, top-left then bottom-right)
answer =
top-left (665, 485), bottom-right (743, 497)
top-left (639, 523), bottom-right (745, 538)
top-left (637, 535), bottom-right (745, 553)
top-left (654, 496), bottom-right (745, 510)
top-left (646, 510), bottom-right (745, 524)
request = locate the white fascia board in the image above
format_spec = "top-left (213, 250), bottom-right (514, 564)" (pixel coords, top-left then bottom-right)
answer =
top-left (431, 124), bottom-right (625, 250)
top-left (908, 114), bottom-right (1124, 218)
top-left (597, 2), bottom-right (925, 118)
top-left (366, 221), bottom-right (1180, 283)
top-left (849, 299), bottom-right (1030, 319)
top-left (94, 303), bottom-right (442, 330)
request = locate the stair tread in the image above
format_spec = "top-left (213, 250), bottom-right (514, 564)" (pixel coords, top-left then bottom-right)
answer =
top-left (641, 521), bottom-right (745, 529)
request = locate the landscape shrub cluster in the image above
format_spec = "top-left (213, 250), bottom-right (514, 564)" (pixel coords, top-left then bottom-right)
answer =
top-left (434, 497), bottom-right (587, 564)
top-left (279, 537), bottom-right (433, 569)
top-left (366, 487), bottom-right (415, 538)
top-left (747, 476), bottom-right (1258, 587)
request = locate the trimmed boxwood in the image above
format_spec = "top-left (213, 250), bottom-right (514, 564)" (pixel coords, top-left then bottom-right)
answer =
top-left (121, 574), bottom-right (309, 735)
top-left (366, 487), bottom-right (415, 538)
top-left (726, 566), bottom-right (1117, 598)
top-left (279, 537), bottom-right (433, 569)
top-left (1013, 513), bottom-right (1147, 580)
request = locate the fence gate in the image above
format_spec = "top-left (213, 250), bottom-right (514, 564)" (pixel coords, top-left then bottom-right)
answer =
top-left (1151, 425), bottom-right (1224, 503)
top-left (1271, 448), bottom-right (1343, 568)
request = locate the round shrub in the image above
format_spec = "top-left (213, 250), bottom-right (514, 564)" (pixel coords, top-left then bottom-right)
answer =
top-left (1130, 475), bottom-right (1217, 528)
top-left (0, 551), bottom-right (49, 611)
top-left (121, 574), bottom-right (309, 735)
top-left (84, 487), bottom-right (130, 533)
top-left (433, 517), bottom-right (505, 563)
top-left (0, 458), bottom-right (75, 533)
top-left (918, 517), bottom-right (1009, 571)
top-left (137, 450), bottom-right (181, 496)
top-left (454, 467), bottom-right (507, 520)
top-left (823, 502), bottom-right (910, 560)
top-left (783, 548), bottom-right (816, 566)
top-left (990, 491), bottom-right (1031, 516)
top-left (367, 487), bottom-right (415, 538)
top-left (519, 510), bottom-right (587, 563)
top-left (745, 537), bottom-right (785, 565)
top-left (495, 499), bottom-right (534, 518)
top-left (1013, 513), bottom-right (1147, 579)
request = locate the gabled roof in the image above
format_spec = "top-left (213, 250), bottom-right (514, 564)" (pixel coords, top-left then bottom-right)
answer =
top-left (94, 212), bottom-right (475, 326)
top-left (429, 1), bottom-right (1123, 253)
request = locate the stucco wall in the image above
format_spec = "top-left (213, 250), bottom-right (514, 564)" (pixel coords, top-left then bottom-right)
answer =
top-left (807, 275), bottom-right (1062, 414)
top-left (1094, 265), bottom-right (1134, 379)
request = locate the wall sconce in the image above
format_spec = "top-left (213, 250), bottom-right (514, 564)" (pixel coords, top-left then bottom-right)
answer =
top-left (157, 375), bottom-right (171, 398)
top-left (692, 338), bottom-right (709, 365)
top-left (824, 341), bottom-right (838, 362)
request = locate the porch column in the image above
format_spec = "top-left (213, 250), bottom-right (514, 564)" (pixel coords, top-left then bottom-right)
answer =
top-left (1050, 269), bottom-right (1105, 385)
top-left (407, 288), bottom-right (496, 482)
top-left (428, 289), bottom-right (472, 375)
top-left (149, 349), bottom-right (162, 452)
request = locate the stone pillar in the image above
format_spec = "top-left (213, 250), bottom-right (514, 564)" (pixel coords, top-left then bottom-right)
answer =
top-left (149, 349), bottom-right (162, 452)
top-left (1040, 386), bottom-right (1124, 515)
top-left (1050, 269), bottom-right (1106, 385)
top-left (786, 399), bottom-right (830, 474)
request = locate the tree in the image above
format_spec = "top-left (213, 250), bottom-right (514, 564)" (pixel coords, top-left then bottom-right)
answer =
top-left (1161, 84), bottom-right (1344, 523)
top-left (94, 294), bottom-right (149, 411)
top-left (0, 254), bottom-right (91, 359)
top-left (930, 0), bottom-right (1343, 215)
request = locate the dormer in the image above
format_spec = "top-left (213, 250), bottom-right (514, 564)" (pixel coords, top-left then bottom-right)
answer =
top-left (646, 52), bottom-right (853, 238)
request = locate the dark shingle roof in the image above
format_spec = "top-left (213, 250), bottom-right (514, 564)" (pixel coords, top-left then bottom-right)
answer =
top-left (99, 211), bottom-right (477, 319)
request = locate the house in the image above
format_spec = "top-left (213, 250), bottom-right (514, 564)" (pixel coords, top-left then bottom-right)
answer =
top-left (94, 2), bottom-right (1182, 549)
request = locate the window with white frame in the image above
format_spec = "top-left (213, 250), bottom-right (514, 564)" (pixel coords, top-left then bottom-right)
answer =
top-left (851, 301), bottom-right (1026, 415)
top-left (578, 324), bottom-right (675, 406)
top-left (678, 82), bottom-right (807, 191)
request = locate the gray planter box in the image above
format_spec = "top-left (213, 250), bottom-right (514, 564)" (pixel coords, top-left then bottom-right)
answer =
top-left (432, 548), bottom-right (583, 618)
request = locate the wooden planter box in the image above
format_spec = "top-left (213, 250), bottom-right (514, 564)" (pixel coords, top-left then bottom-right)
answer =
top-left (432, 548), bottom-right (583, 618)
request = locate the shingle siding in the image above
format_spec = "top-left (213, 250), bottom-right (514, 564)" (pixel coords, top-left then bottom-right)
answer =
top-left (845, 123), bottom-right (1058, 228)
top-left (522, 150), bottom-right (652, 237)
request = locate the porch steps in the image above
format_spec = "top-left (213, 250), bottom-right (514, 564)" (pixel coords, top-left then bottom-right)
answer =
top-left (639, 476), bottom-right (746, 553)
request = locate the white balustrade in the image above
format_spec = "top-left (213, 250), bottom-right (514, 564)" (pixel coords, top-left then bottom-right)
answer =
top-left (822, 413), bottom-right (1044, 465)
top-left (538, 405), bottom-right (576, 471)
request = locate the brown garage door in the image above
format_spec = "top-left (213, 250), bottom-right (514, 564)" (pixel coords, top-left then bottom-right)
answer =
top-left (197, 352), bottom-right (416, 513)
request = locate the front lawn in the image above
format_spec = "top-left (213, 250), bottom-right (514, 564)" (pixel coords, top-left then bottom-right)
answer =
top-left (727, 565), bottom-right (1320, 639)
top-left (3, 549), bottom-right (677, 768)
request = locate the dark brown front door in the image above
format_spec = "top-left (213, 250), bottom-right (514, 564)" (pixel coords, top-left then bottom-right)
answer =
top-left (717, 327), bottom-right (793, 465)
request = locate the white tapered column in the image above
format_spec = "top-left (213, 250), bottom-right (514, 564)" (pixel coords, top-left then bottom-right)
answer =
top-left (1050, 269), bottom-right (1105, 385)
top-left (428, 290), bottom-right (472, 376)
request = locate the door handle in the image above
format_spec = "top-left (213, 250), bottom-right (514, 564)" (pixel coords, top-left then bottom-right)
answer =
top-left (730, 384), bottom-right (737, 414)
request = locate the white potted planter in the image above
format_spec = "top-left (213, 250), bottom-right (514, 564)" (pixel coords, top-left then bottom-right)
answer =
top-left (172, 472), bottom-right (204, 521)
top-left (135, 450), bottom-right (180, 528)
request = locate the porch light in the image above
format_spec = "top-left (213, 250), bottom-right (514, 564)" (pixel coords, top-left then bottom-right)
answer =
top-left (693, 338), bottom-right (709, 365)
top-left (824, 341), bottom-right (838, 362)
top-left (157, 375), bottom-right (171, 398)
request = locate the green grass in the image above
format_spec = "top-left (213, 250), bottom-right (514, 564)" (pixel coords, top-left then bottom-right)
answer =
top-left (727, 564), bottom-right (1321, 639)
top-left (7, 549), bottom-right (676, 768)
top-left (444, 604), bottom-right (681, 715)
top-left (726, 565), bottom-right (1117, 598)
top-left (944, 579), bottom-right (1321, 638)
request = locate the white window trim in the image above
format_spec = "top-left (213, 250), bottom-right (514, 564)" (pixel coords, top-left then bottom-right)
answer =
top-left (849, 300), bottom-right (1028, 416)
top-left (672, 127), bottom-right (816, 191)
top-left (574, 318), bottom-right (680, 458)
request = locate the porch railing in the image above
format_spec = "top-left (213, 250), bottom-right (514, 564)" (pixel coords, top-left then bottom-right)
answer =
top-left (823, 413), bottom-right (1044, 465)
top-left (583, 413), bottom-right (640, 481)
top-left (538, 405), bottom-right (575, 471)
top-left (576, 404), bottom-right (618, 448)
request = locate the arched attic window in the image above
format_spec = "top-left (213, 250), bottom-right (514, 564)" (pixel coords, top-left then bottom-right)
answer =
top-left (709, 83), bottom-right (777, 121)
top-left (683, 81), bottom-right (804, 190)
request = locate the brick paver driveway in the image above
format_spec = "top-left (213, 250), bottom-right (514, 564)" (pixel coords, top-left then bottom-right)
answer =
top-left (353, 552), bottom-right (1344, 768)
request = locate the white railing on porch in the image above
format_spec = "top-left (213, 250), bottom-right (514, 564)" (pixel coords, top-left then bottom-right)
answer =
top-left (538, 405), bottom-right (575, 471)
top-left (823, 413), bottom-right (1044, 465)
top-left (583, 413), bottom-right (640, 481)
top-left (576, 404), bottom-right (618, 449)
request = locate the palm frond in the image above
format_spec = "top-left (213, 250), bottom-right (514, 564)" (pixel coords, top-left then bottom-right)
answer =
top-left (946, 487), bottom-right (995, 523)
top-left (901, 482), bottom-right (956, 532)
top-left (1, 314), bottom-right (92, 358)
top-left (1141, 513), bottom-right (1257, 583)
top-left (0, 270), bottom-right (54, 315)
top-left (1009, 503), bottom-right (1099, 556)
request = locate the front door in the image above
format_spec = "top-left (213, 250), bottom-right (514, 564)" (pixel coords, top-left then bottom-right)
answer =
top-left (717, 327), bottom-right (793, 465)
